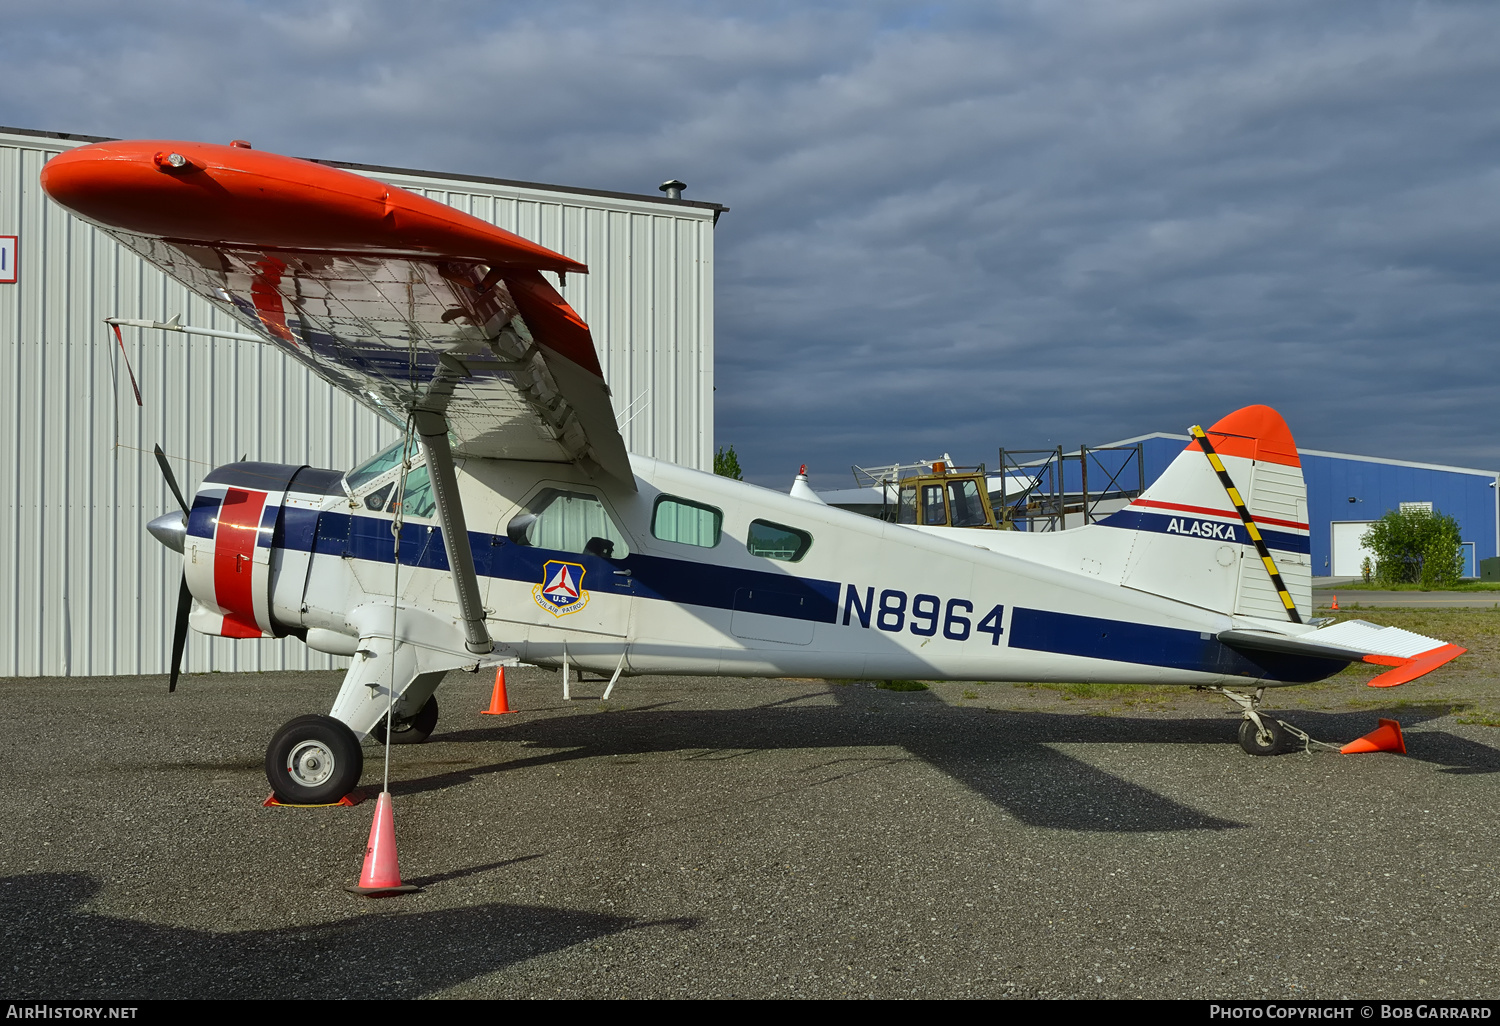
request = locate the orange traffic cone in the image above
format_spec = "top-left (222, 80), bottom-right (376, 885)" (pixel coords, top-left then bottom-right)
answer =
top-left (346, 791), bottom-right (419, 895)
top-left (1331, 595), bottom-right (1339, 610)
top-left (481, 666), bottom-right (514, 715)
top-left (1340, 718), bottom-right (1406, 755)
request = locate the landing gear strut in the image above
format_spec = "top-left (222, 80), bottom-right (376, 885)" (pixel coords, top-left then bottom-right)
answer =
top-left (1200, 686), bottom-right (1300, 756)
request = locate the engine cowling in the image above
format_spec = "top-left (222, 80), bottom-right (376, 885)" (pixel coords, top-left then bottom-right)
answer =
top-left (183, 462), bottom-right (307, 638)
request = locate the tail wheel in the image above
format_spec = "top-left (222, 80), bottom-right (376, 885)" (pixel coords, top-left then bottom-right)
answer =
top-left (266, 714), bottom-right (363, 804)
top-left (1238, 716), bottom-right (1291, 756)
top-left (370, 695), bottom-right (439, 746)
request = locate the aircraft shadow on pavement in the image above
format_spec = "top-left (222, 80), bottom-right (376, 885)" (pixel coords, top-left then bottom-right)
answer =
top-left (422, 690), bottom-right (1266, 833)
top-left (0, 872), bottom-right (693, 1000)
top-left (417, 692), bottom-right (1496, 830)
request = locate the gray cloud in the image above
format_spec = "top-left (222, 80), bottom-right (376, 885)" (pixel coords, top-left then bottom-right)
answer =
top-left (4, 0), bottom-right (1497, 487)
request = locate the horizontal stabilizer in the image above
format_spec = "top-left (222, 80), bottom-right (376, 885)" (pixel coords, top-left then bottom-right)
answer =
top-left (1219, 619), bottom-right (1465, 688)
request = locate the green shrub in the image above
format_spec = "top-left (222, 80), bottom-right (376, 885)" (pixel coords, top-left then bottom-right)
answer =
top-left (1361, 507), bottom-right (1464, 587)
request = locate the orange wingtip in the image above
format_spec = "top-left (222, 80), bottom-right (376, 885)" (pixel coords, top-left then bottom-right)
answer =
top-left (1363, 643), bottom-right (1467, 688)
top-left (41, 140), bottom-right (588, 276)
top-left (1185, 404), bottom-right (1301, 467)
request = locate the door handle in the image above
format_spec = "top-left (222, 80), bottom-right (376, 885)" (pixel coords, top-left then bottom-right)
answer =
top-left (613, 570), bottom-right (632, 577)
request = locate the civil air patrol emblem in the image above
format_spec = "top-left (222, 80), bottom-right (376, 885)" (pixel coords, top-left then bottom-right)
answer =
top-left (534, 560), bottom-right (589, 617)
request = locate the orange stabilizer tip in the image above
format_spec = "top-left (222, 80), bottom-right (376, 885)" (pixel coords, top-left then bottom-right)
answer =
top-left (1340, 718), bottom-right (1407, 755)
top-left (347, 791), bottom-right (419, 896)
top-left (481, 666), bottom-right (515, 715)
top-left (1364, 643), bottom-right (1467, 689)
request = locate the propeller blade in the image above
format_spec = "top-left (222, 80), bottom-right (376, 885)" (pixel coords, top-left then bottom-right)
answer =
top-left (154, 444), bottom-right (190, 515)
top-left (169, 574), bottom-right (191, 693)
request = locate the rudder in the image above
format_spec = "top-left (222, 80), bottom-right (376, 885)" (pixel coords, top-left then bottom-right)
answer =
top-left (1101, 405), bottom-right (1312, 619)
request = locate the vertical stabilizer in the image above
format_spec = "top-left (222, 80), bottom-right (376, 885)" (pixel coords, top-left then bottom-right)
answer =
top-left (1099, 405), bottom-right (1311, 619)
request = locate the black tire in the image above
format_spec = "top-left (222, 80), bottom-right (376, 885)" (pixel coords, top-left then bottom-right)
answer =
top-left (266, 714), bottom-right (364, 804)
top-left (1238, 716), bottom-right (1291, 756)
top-left (370, 695), bottom-right (439, 746)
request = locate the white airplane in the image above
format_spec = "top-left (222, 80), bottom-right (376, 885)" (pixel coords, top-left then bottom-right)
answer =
top-left (40, 139), bottom-right (1467, 804)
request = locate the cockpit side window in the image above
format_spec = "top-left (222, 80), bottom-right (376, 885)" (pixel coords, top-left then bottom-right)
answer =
top-left (518, 488), bottom-right (631, 558)
top-left (394, 465), bottom-right (437, 519)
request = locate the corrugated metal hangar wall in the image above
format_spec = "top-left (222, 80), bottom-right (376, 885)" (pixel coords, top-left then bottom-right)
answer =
top-left (1, 125), bottom-right (721, 677)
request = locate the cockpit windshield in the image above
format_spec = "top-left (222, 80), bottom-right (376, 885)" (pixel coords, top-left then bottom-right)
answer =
top-left (344, 441), bottom-right (409, 494)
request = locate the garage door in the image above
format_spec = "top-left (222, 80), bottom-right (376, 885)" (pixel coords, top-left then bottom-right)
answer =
top-left (1330, 521), bottom-right (1375, 577)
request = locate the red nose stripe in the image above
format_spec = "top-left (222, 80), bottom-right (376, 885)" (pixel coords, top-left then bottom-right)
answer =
top-left (214, 487), bottom-right (268, 638)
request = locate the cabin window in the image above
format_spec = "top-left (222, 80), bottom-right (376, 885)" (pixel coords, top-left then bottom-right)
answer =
top-left (897, 485), bottom-right (918, 524)
top-left (921, 484), bottom-right (946, 526)
top-left (747, 519), bottom-right (812, 562)
top-left (947, 479), bottom-right (987, 527)
top-left (652, 496), bottom-right (722, 548)
top-left (521, 488), bottom-right (631, 558)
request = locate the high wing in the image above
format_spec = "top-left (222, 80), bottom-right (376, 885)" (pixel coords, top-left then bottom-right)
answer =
top-left (41, 139), bottom-right (632, 486)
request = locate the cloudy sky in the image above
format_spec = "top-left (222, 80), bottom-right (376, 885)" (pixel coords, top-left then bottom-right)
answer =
top-left (5, 0), bottom-right (1499, 486)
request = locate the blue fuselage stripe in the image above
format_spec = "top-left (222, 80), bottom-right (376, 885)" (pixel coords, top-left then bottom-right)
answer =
top-left (1008, 607), bottom-right (1343, 682)
top-left (1098, 509), bottom-right (1310, 554)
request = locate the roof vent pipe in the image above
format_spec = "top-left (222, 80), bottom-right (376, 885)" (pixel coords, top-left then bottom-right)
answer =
top-left (659, 179), bottom-right (686, 200)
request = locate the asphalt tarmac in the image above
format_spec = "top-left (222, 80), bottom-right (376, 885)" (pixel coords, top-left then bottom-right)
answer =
top-left (3, 667), bottom-right (1499, 1000)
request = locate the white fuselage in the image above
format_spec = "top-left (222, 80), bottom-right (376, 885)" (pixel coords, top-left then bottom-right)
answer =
top-left (249, 453), bottom-right (1314, 694)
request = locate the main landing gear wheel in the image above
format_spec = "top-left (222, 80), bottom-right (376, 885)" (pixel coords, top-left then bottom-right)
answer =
top-left (1238, 716), bottom-right (1292, 756)
top-left (265, 714), bottom-right (364, 804)
top-left (370, 695), bottom-right (439, 745)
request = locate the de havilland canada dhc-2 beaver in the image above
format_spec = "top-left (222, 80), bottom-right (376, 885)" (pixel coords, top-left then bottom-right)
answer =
top-left (40, 139), bottom-right (1467, 804)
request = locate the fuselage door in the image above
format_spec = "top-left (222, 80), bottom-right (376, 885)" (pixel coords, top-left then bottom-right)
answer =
top-left (490, 486), bottom-right (635, 639)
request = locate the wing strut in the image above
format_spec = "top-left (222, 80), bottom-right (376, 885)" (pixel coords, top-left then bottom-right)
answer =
top-left (1189, 424), bottom-right (1301, 624)
top-left (415, 408), bottom-right (493, 655)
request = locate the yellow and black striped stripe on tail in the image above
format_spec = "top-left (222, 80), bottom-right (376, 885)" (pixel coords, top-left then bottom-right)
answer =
top-left (1189, 424), bottom-right (1301, 624)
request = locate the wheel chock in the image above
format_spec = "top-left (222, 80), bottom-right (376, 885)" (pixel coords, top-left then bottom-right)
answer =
top-left (262, 789), bottom-right (366, 808)
top-left (1340, 718), bottom-right (1406, 755)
